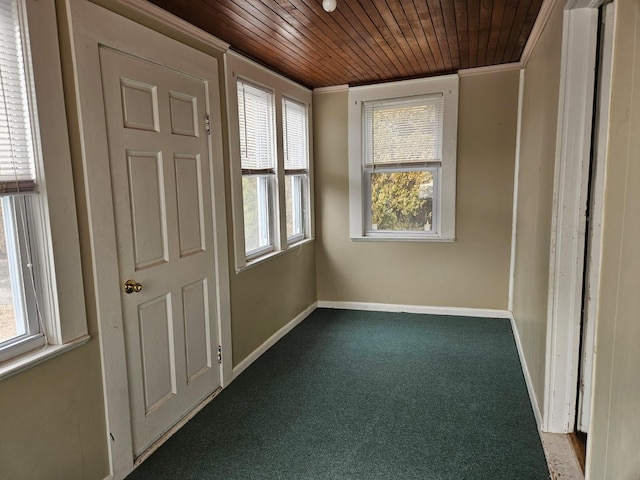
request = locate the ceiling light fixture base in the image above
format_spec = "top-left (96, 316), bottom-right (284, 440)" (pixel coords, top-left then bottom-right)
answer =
top-left (322, 0), bottom-right (337, 13)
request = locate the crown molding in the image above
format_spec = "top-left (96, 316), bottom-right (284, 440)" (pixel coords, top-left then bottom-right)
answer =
top-left (90, 0), bottom-right (230, 53)
top-left (458, 62), bottom-right (522, 76)
top-left (520, 0), bottom-right (558, 67)
top-left (313, 84), bottom-right (349, 94)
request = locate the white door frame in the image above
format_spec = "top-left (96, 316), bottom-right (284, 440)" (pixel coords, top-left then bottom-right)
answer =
top-left (65, 1), bottom-right (232, 478)
top-left (543, 0), bottom-right (606, 433)
top-left (577, 1), bottom-right (615, 435)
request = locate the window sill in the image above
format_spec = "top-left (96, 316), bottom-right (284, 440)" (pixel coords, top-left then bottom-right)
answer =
top-left (351, 236), bottom-right (455, 243)
top-left (236, 237), bottom-right (315, 273)
top-left (0, 334), bottom-right (90, 382)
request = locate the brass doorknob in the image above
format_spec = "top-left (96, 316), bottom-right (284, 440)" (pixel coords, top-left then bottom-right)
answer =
top-left (124, 279), bottom-right (142, 294)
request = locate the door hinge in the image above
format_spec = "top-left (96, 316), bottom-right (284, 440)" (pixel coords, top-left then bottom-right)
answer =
top-left (205, 113), bottom-right (211, 136)
top-left (217, 345), bottom-right (222, 364)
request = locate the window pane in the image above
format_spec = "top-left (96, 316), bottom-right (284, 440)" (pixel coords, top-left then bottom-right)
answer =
top-left (285, 174), bottom-right (304, 240)
top-left (242, 176), bottom-right (271, 254)
top-left (369, 170), bottom-right (435, 232)
top-left (0, 199), bottom-right (22, 343)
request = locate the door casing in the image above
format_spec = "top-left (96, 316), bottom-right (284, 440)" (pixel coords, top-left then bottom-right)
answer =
top-left (66, 1), bottom-right (232, 478)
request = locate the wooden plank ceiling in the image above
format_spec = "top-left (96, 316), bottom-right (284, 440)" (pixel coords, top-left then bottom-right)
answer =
top-left (147, 0), bottom-right (544, 89)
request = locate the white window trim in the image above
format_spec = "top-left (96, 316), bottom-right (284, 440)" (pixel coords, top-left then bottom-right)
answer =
top-left (0, 0), bottom-right (88, 378)
top-left (226, 51), bottom-right (313, 271)
top-left (348, 74), bottom-right (459, 242)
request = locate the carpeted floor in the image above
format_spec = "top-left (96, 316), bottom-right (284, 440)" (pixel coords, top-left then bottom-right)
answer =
top-left (127, 308), bottom-right (550, 479)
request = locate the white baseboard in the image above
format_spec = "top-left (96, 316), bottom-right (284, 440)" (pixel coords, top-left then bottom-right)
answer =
top-left (509, 313), bottom-right (543, 428)
top-left (316, 301), bottom-right (511, 319)
top-left (232, 302), bottom-right (317, 379)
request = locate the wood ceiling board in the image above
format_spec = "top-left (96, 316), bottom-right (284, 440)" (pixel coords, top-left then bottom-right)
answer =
top-left (477, 0), bottom-right (494, 66)
top-left (425, 0), bottom-right (454, 71)
top-left (146, 0), bottom-right (544, 88)
top-left (200, 0), bottom-right (343, 85)
top-left (493, 0), bottom-right (521, 64)
top-left (370, 0), bottom-right (425, 76)
top-left (311, 2), bottom-right (395, 81)
top-left (454, 0), bottom-right (470, 69)
top-left (466, 0), bottom-right (481, 67)
top-left (486, 0), bottom-right (506, 66)
top-left (341, 1), bottom-right (413, 78)
top-left (441, 0), bottom-right (461, 69)
top-left (402, 1), bottom-right (439, 72)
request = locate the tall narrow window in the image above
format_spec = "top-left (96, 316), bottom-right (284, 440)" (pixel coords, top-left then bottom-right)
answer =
top-left (0, 0), bottom-right (44, 361)
top-left (282, 97), bottom-right (308, 244)
top-left (237, 79), bottom-right (277, 259)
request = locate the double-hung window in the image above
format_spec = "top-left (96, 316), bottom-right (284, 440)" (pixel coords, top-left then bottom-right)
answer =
top-left (282, 97), bottom-right (309, 244)
top-left (0, 0), bottom-right (87, 370)
top-left (349, 75), bottom-right (459, 241)
top-left (237, 79), bottom-right (277, 259)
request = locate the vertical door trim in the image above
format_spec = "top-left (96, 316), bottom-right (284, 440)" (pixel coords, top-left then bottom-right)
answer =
top-left (65, 1), bottom-right (231, 478)
top-left (543, 1), bottom-right (604, 434)
top-left (508, 69), bottom-right (526, 313)
top-left (580, 0), bottom-right (615, 460)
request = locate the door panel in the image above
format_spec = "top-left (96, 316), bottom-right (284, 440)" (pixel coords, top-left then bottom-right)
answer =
top-left (127, 150), bottom-right (168, 269)
top-left (120, 78), bottom-right (159, 132)
top-left (138, 294), bottom-right (176, 413)
top-left (99, 46), bottom-right (221, 455)
top-left (182, 279), bottom-right (210, 383)
top-left (175, 154), bottom-right (205, 256)
top-left (169, 91), bottom-right (199, 137)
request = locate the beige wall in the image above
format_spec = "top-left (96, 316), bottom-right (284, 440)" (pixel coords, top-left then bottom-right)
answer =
top-left (229, 244), bottom-right (317, 366)
top-left (510, 0), bottom-right (564, 412)
top-left (0, 342), bottom-right (108, 480)
top-left (589, 1), bottom-right (640, 477)
top-left (314, 70), bottom-right (519, 309)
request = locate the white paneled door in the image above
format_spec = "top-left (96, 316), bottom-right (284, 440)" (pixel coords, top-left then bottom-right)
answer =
top-left (99, 47), bottom-right (221, 455)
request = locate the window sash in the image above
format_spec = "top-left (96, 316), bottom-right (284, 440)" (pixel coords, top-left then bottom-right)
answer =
top-left (237, 79), bottom-right (275, 171)
top-left (0, 0), bottom-right (37, 195)
top-left (242, 174), bottom-right (275, 259)
top-left (364, 165), bottom-right (440, 236)
top-left (285, 173), bottom-right (305, 243)
top-left (282, 97), bottom-right (308, 171)
top-left (283, 98), bottom-right (308, 245)
top-left (362, 93), bottom-right (444, 168)
top-left (0, 195), bottom-right (43, 361)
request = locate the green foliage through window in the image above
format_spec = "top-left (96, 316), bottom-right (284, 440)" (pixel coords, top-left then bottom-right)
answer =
top-left (370, 170), bottom-right (434, 232)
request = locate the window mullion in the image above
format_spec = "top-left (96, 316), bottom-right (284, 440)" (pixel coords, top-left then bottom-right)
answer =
top-left (275, 93), bottom-right (287, 252)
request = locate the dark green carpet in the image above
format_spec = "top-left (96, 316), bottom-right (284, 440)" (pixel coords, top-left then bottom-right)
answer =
top-left (127, 308), bottom-right (550, 479)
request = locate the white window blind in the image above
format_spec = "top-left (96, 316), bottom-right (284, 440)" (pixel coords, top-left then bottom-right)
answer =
top-left (363, 93), bottom-right (443, 169)
top-left (237, 80), bottom-right (275, 172)
top-left (0, 0), bottom-right (36, 195)
top-left (283, 98), bottom-right (308, 171)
